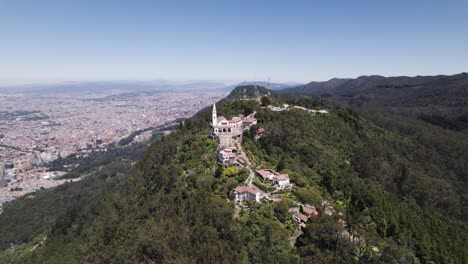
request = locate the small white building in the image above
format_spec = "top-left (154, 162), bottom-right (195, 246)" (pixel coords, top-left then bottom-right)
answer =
top-left (242, 114), bottom-right (258, 130)
top-left (274, 174), bottom-right (290, 187)
top-left (233, 185), bottom-right (265, 203)
top-left (256, 169), bottom-right (277, 181)
top-left (256, 169), bottom-right (291, 188)
top-left (269, 105), bottom-right (288, 112)
top-left (218, 148), bottom-right (237, 164)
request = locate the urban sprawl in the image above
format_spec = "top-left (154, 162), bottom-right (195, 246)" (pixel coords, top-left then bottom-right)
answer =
top-left (0, 89), bottom-right (225, 207)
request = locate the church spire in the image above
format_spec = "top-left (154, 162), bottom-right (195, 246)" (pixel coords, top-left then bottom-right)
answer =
top-left (212, 103), bottom-right (217, 126)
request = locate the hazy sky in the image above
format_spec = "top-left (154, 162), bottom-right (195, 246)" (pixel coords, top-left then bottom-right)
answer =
top-left (1, 0), bottom-right (467, 85)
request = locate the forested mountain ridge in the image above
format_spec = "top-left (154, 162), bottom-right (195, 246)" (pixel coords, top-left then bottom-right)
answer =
top-left (282, 73), bottom-right (468, 131)
top-left (283, 73), bottom-right (467, 99)
top-left (0, 86), bottom-right (466, 263)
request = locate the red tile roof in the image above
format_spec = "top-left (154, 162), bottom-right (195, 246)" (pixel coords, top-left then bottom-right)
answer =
top-left (295, 213), bottom-right (309, 223)
top-left (256, 169), bottom-right (277, 180)
top-left (256, 169), bottom-right (289, 181)
top-left (231, 117), bottom-right (242, 123)
top-left (275, 174), bottom-right (289, 180)
top-left (234, 185), bottom-right (264, 195)
top-left (303, 206), bottom-right (314, 215)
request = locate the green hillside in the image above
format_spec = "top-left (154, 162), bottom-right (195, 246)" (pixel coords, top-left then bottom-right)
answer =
top-left (226, 85), bottom-right (272, 100)
top-left (0, 133), bottom-right (162, 251)
top-left (282, 73), bottom-right (468, 131)
top-left (0, 88), bottom-right (467, 263)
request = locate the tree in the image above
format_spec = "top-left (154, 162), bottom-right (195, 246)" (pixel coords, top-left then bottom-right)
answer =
top-left (261, 96), bottom-right (271, 107)
top-left (275, 200), bottom-right (290, 223)
top-left (277, 159), bottom-right (286, 171)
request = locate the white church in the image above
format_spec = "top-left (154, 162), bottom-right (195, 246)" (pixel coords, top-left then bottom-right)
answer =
top-left (210, 103), bottom-right (258, 147)
top-left (210, 103), bottom-right (243, 147)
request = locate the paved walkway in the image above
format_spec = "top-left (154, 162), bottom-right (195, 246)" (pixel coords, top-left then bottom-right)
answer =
top-left (245, 168), bottom-right (255, 186)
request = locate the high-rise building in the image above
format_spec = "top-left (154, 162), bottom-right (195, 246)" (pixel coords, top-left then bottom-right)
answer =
top-left (0, 162), bottom-right (5, 177)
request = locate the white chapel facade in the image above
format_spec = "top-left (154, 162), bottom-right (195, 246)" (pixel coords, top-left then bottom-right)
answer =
top-left (210, 103), bottom-right (243, 147)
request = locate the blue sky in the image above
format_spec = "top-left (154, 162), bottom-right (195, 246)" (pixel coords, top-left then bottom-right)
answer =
top-left (0, 0), bottom-right (467, 85)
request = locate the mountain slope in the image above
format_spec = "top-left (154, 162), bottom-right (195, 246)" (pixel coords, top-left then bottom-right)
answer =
top-left (283, 73), bottom-right (467, 97)
top-left (225, 85), bottom-right (272, 100)
top-left (224, 81), bottom-right (301, 92)
top-left (242, 105), bottom-right (467, 263)
top-left (0, 87), bottom-right (467, 263)
top-left (282, 73), bottom-right (468, 131)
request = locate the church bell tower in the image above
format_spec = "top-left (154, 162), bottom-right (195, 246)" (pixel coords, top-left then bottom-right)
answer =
top-left (212, 103), bottom-right (217, 126)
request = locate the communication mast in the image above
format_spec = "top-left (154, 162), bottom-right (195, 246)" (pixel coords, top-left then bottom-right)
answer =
top-left (243, 81), bottom-right (247, 99)
top-left (268, 77), bottom-right (271, 96)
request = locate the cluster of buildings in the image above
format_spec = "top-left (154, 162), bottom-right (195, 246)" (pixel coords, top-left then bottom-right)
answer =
top-left (210, 103), bottom-right (257, 148)
top-left (230, 169), bottom-right (292, 205)
top-left (293, 204), bottom-right (319, 228)
top-left (0, 89), bottom-right (226, 207)
top-left (0, 90), bottom-right (225, 165)
top-left (209, 103), bottom-right (269, 205)
top-left (209, 98), bottom-right (326, 233)
top-left (267, 104), bottom-right (329, 115)
top-left (231, 166), bottom-right (319, 230)
top-left (211, 102), bottom-right (260, 167)
top-left (268, 104), bottom-right (289, 112)
top-left (0, 166), bottom-right (69, 208)
top-left (210, 102), bottom-right (293, 203)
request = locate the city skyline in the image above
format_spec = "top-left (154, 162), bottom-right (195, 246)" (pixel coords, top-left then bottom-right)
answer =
top-left (1, 0), bottom-right (467, 85)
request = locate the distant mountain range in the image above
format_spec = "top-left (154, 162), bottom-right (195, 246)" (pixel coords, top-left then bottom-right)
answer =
top-left (282, 73), bottom-right (467, 105)
top-left (282, 73), bottom-right (468, 130)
